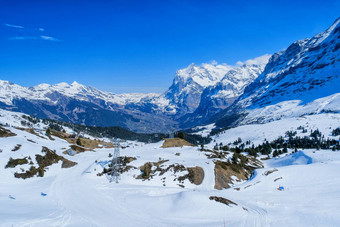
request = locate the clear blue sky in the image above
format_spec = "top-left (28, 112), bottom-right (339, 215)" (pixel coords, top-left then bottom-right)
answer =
top-left (0, 0), bottom-right (339, 93)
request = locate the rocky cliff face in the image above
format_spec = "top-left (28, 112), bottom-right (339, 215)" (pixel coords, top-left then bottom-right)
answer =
top-left (179, 55), bottom-right (270, 128)
top-left (164, 62), bottom-right (232, 117)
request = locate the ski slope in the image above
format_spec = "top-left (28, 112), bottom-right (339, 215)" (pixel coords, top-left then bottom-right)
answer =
top-left (1, 113), bottom-right (340, 226)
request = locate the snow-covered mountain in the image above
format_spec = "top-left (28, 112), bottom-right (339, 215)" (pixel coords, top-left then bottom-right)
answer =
top-left (164, 62), bottom-right (232, 116)
top-left (0, 80), bottom-right (160, 106)
top-left (213, 17), bottom-right (340, 129)
top-left (0, 80), bottom-right (176, 132)
top-left (0, 56), bottom-right (266, 132)
top-left (179, 55), bottom-right (270, 128)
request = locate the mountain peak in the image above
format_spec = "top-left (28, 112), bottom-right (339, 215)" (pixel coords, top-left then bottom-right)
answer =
top-left (71, 81), bottom-right (82, 86)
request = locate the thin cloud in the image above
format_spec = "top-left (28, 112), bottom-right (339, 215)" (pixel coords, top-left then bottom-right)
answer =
top-left (9, 35), bottom-right (61, 42)
top-left (4, 23), bottom-right (24, 29)
top-left (236, 54), bottom-right (272, 66)
top-left (40, 35), bottom-right (60, 42)
top-left (5, 23), bottom-right (60, 42)
top-left (9, 36), bottom-right (38, 40)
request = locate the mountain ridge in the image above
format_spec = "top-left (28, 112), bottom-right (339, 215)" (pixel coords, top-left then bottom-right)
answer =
top-left (212, 17), bottom-right (340, 129)
top-left (0, 55), bottom-right (268, 132)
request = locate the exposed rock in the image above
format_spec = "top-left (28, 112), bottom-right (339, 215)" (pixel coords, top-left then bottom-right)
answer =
top-left (11, 144), bottom-right (22, 152)
top-left (209, 196), bottom-right (238, 206)
top-left (187, 166), bottom-right (204, 185)
top-left (61, 159), bottom-right (78, 168)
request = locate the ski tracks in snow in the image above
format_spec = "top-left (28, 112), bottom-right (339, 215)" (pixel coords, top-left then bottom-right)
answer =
top-left (200, 161), bottom-right (215, 190)
top-left (237, 200), bottom-right (269, 227)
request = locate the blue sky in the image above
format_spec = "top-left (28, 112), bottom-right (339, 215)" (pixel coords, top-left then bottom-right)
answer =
top-left (0, 0), bottom-right (339, 93)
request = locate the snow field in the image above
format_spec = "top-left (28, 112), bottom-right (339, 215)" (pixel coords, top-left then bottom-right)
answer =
top-left (1, 112), bottom-right (340, 226)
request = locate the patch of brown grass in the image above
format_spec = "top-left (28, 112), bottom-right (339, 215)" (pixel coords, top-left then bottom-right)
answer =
top-left (25, 128), bottom-right (47, 139)
top-left (161, 138), bottom-right (194, 148)
top-left (214, 160), bottom-right (252, 190)
top-left (5, 157), bottom-right (29, 168)
top-left (14, 146), bottom-right (77, 179)
top-left (0, 126), bottom-right (16, 137)
top-left (51, 130), bottom-right (113, 149)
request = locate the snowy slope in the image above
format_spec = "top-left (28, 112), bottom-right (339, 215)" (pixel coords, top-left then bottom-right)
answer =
top-left (214, 17), bottom-right (340, 129)
top-left (1, 110), bottom-right (340, 226)
top-left (210, 113), bottom-right (340, 147)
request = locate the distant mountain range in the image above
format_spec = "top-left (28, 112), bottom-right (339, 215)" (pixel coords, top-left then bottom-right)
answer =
top-left (0, 54), bottom-right (268, 132)
top-left (0, 17), bottom-right (339, 133)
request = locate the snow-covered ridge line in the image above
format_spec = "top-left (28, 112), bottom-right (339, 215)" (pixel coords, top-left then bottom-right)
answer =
top-left (0, 54), bottom-right (270, 109)
top-left (165, 55), bottom-right (271, 117)
top-left (0, 54), bottom-right (271, 132)
top-left (213, 17), bottom-right (340, 130)
top-left (0, 79), bottom-right (158, 106)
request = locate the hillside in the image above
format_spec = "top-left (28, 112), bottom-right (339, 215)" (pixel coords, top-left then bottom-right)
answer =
top-left (1, 108), bottom-right (340, 226)
top-left (213, 17), bottom-right (340, 129)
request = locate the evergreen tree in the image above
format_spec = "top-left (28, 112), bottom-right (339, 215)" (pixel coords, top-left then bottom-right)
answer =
top-left (46, 128), bottom-right (51, 135)
top-left (76, 137), bottom-right (82, 146)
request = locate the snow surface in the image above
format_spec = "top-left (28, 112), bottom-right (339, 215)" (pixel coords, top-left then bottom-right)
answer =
top-left (230, 17), bottom-right (340, 115)
top-left (238, 92), bottom-right (340, 128)
top-left (211, 113), bottom-right (340, 146)
top-left (1, 110), bottom-right (340, 226)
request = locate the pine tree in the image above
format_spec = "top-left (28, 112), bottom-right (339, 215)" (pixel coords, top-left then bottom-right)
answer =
top-left (76, 137), bottom-right (82, 146)
top-left (200, 144), bottom-right (204, 151)
top-left (46, 128), bottom-right (51, 135)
